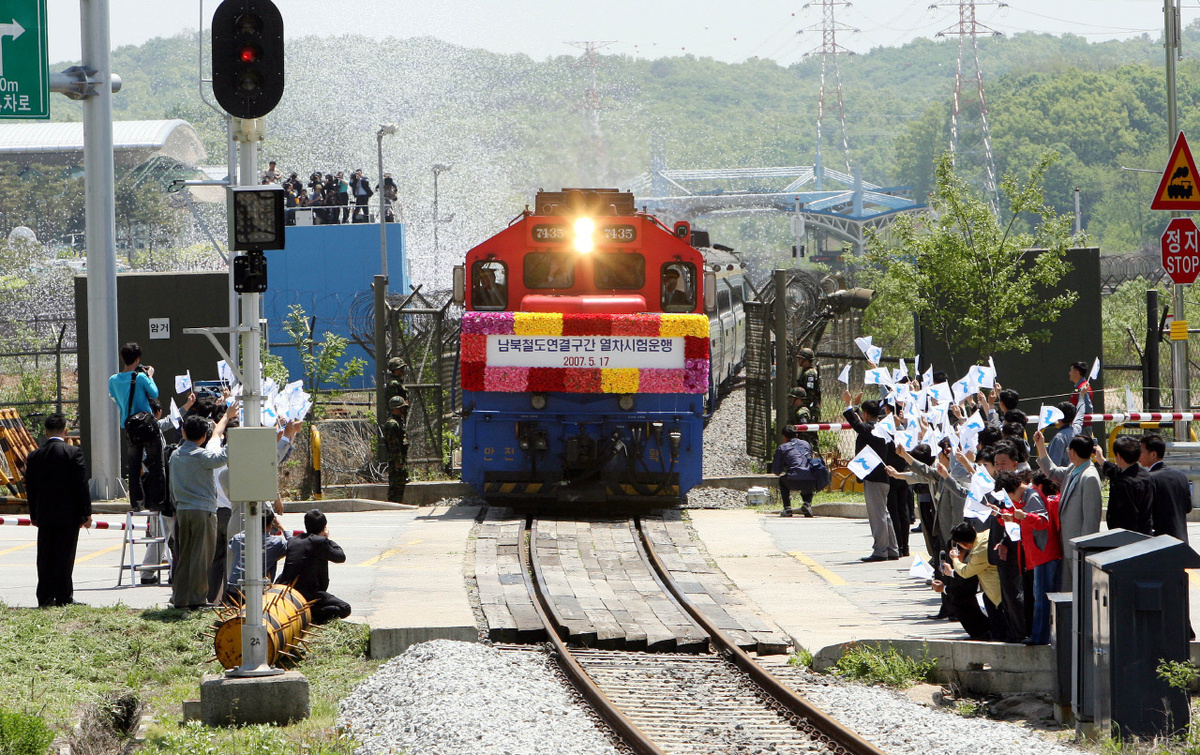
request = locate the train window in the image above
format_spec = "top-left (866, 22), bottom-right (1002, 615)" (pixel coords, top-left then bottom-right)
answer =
top-left (472, 260), bottom-right (508, 310)
top-left (661, 262), bottom-right (696, 312)
top-left (525, 253), bottom-right (576, 289)
top-left (594, 253), bottom-right (645, 289)
top-left (717, 284), bottom-right (731, 312)
top-left (731, 279), bottom-right (744, 306)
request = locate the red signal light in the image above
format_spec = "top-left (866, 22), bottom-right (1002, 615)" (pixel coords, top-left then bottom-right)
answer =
top-left (240, 45), bottom-right (258, 63)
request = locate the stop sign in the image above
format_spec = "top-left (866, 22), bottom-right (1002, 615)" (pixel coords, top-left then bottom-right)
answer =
top-left (1162, 217), bottom-right (1200, 284)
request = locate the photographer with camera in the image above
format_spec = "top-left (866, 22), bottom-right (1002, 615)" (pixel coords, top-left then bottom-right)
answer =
top-left (107, 343), bottom-right (164, 511)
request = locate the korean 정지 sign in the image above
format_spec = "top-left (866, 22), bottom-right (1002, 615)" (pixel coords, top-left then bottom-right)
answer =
top-left (0, 0), bottom-right (48, 120)
top-left (486, 336), bottom-right (684, 369)
top-left (1162, 217), bottom-right (1200, 285)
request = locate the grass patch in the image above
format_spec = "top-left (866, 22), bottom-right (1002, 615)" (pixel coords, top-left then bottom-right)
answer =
top-left (788, 648), bottom-right (814, 669)
top-left (0, 603), bottom-right (380, 753)
top-left (831, 642), bottom-right (937, 688)
top-left (749, 488), bottom-right (866, 512)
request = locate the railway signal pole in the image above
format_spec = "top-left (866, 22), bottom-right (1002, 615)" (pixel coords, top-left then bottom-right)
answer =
top-left (1163, 0), bottom-right (1190, 439)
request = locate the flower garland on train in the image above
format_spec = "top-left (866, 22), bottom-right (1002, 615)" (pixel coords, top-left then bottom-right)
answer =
top-left (460, 312), bottom-right (710, 393)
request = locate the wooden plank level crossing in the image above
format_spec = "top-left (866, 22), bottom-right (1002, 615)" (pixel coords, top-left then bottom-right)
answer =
top-left (473, 508), bottom-right (790, 654)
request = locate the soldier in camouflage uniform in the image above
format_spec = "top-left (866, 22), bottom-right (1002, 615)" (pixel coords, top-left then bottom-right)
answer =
top-left (796, 347), bottom-right (821, 421)
top-left (386, 357), bottom-right (409, 406)
top-left (788, 386), bottom-right (819, 453)
top-left (382, 395), bottom-right (409, 503)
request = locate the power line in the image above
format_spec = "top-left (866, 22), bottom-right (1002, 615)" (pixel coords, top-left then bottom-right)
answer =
top-left (798, 0), bottom-right (858, 174)
top-left (932, 0), bottom-right (1002, 206)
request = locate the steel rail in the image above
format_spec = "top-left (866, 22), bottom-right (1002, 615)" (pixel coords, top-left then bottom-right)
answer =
top-left (519, 517), bottom-right (668, 755)
top-left (633, 518), bottom-right (887, 755)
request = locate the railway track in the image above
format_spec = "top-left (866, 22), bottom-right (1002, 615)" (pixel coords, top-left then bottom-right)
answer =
top-left (518, 515), bottom-right (884, 755)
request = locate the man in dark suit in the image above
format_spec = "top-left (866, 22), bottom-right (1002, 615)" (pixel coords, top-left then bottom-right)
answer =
top-left (275, 508), bottom-right (350, 624)
top-left (842, 390), bottom-right (899, 561)
top-left (1096, 435), bottom-right (1154, 535)
top-left (1140, 433), bottom-right (1193, 542)
top-left (25, 414), bottom-right (92, 607)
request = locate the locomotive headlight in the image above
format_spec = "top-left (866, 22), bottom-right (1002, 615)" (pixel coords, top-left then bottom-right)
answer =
top-left (531, 393), bottom-right (548, 410)
top-left (573, 217), bottom-right (595, 253)
top-left (618, 394), bottom-right (635, 411)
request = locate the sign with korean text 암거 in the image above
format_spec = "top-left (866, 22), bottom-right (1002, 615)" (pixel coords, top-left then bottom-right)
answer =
top-left (0, 0), bottom-right (48, 120)
top-left (1162, 217), bottom-right (1200, 285)
top-left (148, 317), bottom-right (171, 340)
top-left (486, 336), bottom-right (684, 369)
top-left (1151, 131), bottom-right (1200, 211)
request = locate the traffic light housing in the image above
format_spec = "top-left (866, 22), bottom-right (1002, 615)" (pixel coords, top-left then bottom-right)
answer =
top-left (231, 185), bottom-right (285, 251)
top-left (211, 0), bottom-right (284, 119)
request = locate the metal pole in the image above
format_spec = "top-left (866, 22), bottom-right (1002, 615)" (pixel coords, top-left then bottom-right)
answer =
top-left (432, 167), bottom-right (440, 262)
top-left (375, 275), bottom-right (388, 439)
top-left (1080, 186), bottom-right (1089, 235)
top-left (227, 117), bottom-right (239, 371)
top-left (1147, 289), bottom-right (1161, 412)
top-left (773, 269), bottom-right (789, 441)
top-left (80, 0), bottom-right (122, 499)
top-left (375, 130), bottom-right (390, 437)
top-left (1166, 0), bottom-right (1189, 437)
top-left (230, 118), bottom-right (275, 676)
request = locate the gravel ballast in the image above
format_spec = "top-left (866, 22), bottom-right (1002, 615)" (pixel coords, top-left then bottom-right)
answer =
top-left (795, 674), bottom-right (1075, 755)
top-left (339, 640), bottom-right (619, 755)
top-left (704, 387), bottom-right (758, 478)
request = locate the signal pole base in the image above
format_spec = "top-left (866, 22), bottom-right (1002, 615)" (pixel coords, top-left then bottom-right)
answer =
top-left (200, 670), bottom-right (309, 727)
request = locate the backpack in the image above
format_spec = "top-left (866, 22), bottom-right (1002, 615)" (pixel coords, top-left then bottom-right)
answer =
top-left (154, 442), bottom-right (180, 518)
top-left (807, 454), bottom-right (831, 491)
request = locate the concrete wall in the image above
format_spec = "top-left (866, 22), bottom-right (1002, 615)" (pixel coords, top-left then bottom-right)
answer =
top-left (75, 271), bottom-right (230, 470)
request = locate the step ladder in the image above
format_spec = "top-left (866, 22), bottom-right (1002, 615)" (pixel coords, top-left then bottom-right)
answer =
top-left (117, 510), bottom-right (171, 586)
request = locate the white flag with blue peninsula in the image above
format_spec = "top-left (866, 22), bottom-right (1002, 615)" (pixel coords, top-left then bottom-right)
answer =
top-left (848, 445), bottom-right (884, 480)
top-left (1038, 404), bottom-right (1065, 431)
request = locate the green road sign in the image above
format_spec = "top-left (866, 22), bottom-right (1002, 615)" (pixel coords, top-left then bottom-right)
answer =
top-left (0, 0), bottom-right (47, 120)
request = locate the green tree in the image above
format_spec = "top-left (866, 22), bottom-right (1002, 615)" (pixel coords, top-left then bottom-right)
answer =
top-left (282, 304), bottom-right (366, 406)
top-left (865, 151), bottom-right (1079, 373)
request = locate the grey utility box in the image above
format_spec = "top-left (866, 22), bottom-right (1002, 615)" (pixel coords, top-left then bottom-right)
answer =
top-left (1087, 535), bottom-right (1200, 740)
top-left (1071, 529), bottom-right (1150, 721)
top-left (1048, 591), bottom-right (1073, 722)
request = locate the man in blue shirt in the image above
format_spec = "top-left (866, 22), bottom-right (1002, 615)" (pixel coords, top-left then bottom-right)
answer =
top-left (107, 343), bottom-right (162, 511)
top-left (772, 425), bottom-right (816, 518)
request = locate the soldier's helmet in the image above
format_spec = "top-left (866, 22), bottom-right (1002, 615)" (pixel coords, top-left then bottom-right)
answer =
top-left (388, 396), bottom-right (407, 410)
top-left (387, 357), bottom-right (407, 372)
top-left (788, 386), bottom-right (807, 399)
top-left (797, 347), bottom-right (815, 362)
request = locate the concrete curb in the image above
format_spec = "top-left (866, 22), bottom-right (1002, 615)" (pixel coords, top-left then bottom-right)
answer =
top-left (325, 481), bottom-right (474, 506)
top-left (696, 475), bottom-right (778, 491)
top-left (811, 502), bottom-right (868, 519)
top-left (811, 639), bottom-right (1054, 696)
top-left (368, 625), bottom-right (480, 659)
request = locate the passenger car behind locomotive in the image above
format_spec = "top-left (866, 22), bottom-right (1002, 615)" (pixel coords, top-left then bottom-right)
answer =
top-left (453, 188), bottom-right (742, 504)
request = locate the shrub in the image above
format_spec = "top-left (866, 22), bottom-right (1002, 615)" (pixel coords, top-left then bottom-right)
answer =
top-left (832, 643), bottom-right (937, 688)
top-left (0, 707), bottom-right (54, 755)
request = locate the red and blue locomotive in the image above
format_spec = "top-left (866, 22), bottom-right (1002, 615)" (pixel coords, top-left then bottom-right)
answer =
top-left (452, 188), bottom-right (741, 504)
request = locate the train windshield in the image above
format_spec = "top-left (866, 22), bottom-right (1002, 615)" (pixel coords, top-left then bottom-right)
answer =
top-left (472, 260), bottom-right (508, 310)
top-left (593, 252), bottom-right (645, 290)
top-left (661, 262), bottom-right (696, 312)
top-left (524, 253), bottom-right (576, 289)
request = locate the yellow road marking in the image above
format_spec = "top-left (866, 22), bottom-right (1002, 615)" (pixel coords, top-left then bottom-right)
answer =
top-left (75, 543), bottom-right (122, 564)
top-left (355, 539), bottom-right (423, 567)
top-left (788, 550), bottom-right (847, 586)
top-left (0, 542), bottom-right (34, 557)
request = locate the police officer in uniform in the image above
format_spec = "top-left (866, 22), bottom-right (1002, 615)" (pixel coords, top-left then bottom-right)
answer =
top-left (382, 395), bottom-right (409, 503)
top-left (796, 347), bottom-right (821, 420)
top-left (788, 386), bottom-right (819, 454)
top-left (386, 357), bottom-right (409, 405)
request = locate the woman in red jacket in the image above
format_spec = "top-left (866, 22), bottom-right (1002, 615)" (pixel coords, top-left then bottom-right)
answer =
top-left (1003, 472), bottom-right (1063, 645)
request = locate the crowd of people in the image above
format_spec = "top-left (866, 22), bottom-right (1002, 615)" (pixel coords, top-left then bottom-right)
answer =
top-left (261, 160), bottom-right (399, 226)
top-left (776, 353), bottom-right (1193, 645)
top-left (18, 341), bottom-right (353, 621)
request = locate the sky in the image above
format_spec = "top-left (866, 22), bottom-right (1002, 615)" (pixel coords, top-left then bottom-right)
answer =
top-left (44, 0), bottom-right (1176, 65)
